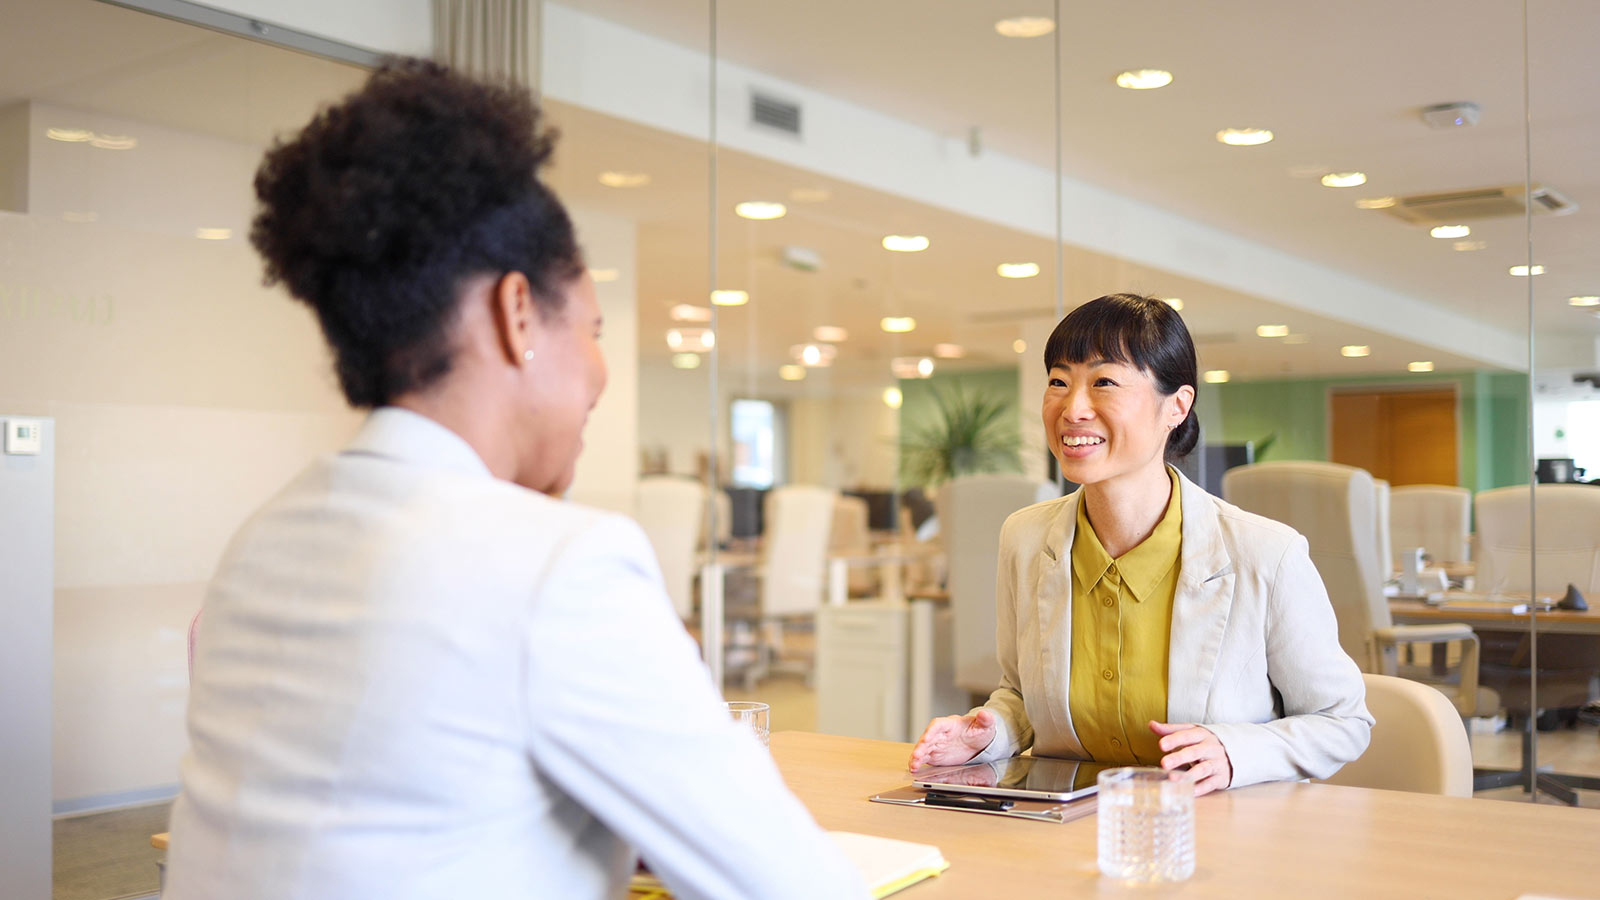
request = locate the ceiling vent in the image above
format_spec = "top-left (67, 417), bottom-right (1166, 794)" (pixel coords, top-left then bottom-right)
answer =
top-left (1381, 183), bottom-right (1576, 225)
top-left (750, 91), bottom-right (802, 137)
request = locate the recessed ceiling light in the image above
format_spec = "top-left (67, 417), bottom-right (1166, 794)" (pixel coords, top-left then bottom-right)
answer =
top-left (880, 316), bottom-right (917, 333)
top-left (89, 134), bottom-right (136, 150)
top-left (1013, 339), bottom-right (1027, 354)
top-left (1163, 298), bottom-right (1184, 310)
top-left (1203, 370), bottom-right (1231, 384)
top-left (194, 227), bottom-right (232, 241)
top-left (778, 365), bottom-right (806, 381)
top-left (670, 304), bottom-right (712, 322)
top-left (711, 289), bottom-right (749, 306)
top-left (672, 353), bottom-right (702, 370)
top-left (891, 357), bottom-right (935, 378)
top-left (882, 234), bottom-right (930, 252)
top-left (1408, 361), bottom-right (1435, 373)
top-left (1341, 345), bottom-right (1371, 358)
top-left (883, 387), bottom-right (904, 409)
top-left (995, 16), bottom-right (1055, 38)
top-left (1321, 172), bottom-right (1367, 188)
top-left (45, 127), bottom-right (93, 143)
top-left (813, 325), bottom-right (849, 342)
top-left (735, 200), bottom-right (786, 220)
top-left (1453, 240), bottom-right (1487, 252)
top-left (1255, 324), bottom-right (1289, 338)
top-left (1355, 196), bottom-right (1397, 209)
top-left (1217, 128), bottom-right (1273, 146)
top-left (1430, 225), bottom-right (1471, 239)
top-left (597, 171), bottom-right (650, 188)
top-left (792, 343), bottom-right (837, 367)
top-left (934, 343), bottom-right (965, 359)
top-left (1509, 265), bottom-right (1545, 277)
top-left (589, 268), bottom-right (620, 282)
top-left (1116, 69), bottom-right (1173, 90)
top-left (666, 328), bottom-right (714, 351)
top-left (997, 262), bottom-right (1040, 279)
top-left (1567, 295), bottom-right (1600, 307)
top-left (1282, 333), bottom-right (1310, 345)
top-left (789, 187), bottom-right (830, 203)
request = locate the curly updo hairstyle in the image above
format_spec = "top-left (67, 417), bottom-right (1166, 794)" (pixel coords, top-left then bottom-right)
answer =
top-left (251, 57), bottom-right (584, 408)
top-left (1043, 293), bottom-right (1200, 461)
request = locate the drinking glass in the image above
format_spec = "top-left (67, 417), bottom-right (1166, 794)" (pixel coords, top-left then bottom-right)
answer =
top-left (726, 701), bottom-right (770, 747)
top-left (1097, 767), bottom-right (1195, 882)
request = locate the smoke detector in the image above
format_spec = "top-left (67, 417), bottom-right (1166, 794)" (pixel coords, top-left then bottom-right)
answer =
top-left (1421, 102), bottom-right (1480, 129)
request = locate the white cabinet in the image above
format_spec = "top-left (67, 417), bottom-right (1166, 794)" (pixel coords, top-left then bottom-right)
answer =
top-left (816, 602), bottom-right (908, 741)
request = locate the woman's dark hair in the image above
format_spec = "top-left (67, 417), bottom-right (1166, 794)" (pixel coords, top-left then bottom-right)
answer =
top-left (1043, 293), bottom-right (1200, 460)
top-left (251, 57), bottom-right (584, 408)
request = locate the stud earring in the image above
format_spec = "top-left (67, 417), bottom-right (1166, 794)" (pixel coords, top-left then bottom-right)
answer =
top-left (523, 349), bottom-right (535, 361)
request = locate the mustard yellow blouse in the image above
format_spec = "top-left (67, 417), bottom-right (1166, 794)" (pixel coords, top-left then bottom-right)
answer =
top-left (1067, 467), bottom-right (1183, 765)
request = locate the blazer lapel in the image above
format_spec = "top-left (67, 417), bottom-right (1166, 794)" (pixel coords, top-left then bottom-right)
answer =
top-left (1167, 470), bottom-right (1235, 725)
top-left (1035, 491), bottom-right (1087, 758)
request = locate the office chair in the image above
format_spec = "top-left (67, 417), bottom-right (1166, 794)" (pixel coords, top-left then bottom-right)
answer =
top-left (1321, 674), bottom-right (1473, 797)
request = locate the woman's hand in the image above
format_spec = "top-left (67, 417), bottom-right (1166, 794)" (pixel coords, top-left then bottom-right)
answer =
top-left (907, 709), bottom-right (997, 771)
top-left (1149, 721), bottom-right (1233, 797)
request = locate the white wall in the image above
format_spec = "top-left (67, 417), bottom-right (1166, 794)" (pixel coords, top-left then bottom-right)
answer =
top-left (565, 207), bottom-right (638, 514)
top-left (789, 389), bottom-right (898, 489)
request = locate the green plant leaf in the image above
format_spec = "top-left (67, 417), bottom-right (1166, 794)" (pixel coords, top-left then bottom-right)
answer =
top-left (899, 380), bottom-right (1024, 486)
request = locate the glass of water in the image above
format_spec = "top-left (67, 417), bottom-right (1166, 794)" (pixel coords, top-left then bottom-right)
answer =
top-left (1097, 767), bottom-right (1195, 883)
top-left (726, 701), bottom-right (770, 747)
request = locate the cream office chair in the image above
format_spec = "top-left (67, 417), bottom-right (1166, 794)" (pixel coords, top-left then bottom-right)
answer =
top-left (1390, 484), bottom-right (1472, 566)
top-left (634, 476), bottom-right (706, 621)
top-left (1322, 674), bottom-right (1473, 797)
top-left (1475, 484), bottom-right (1600, 597)
top-left (738, 484), bottom-right (838, 687)
top-left (829, 494), bottom-right (877, 597)
top-left (1373, 478), bottom-right (1393, 579)
top-left (1222, 462), bottom-right (1492, 717)
top-left (937, 474), bottom-right (1056, 700)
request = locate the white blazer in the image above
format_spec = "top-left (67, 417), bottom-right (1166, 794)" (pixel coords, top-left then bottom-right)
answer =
top-left (166, 408), bottom-right (867, 900)
top-left (974, 469), bottom-right (1373, 788)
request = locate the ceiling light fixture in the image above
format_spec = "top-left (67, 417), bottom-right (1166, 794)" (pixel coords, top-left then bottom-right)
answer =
top-left (882, 234), bottom-right (930, 252)
top-left (1508, 265), bottom-right (1545, 277)
top-left (778, 365), bottom-right (806, 381)
top-left (597, 171), bottom-right (650, 188)
top-left (791, 343), bottom-right (837, 367)
top-left (89, 134), bottom-right (136, 150)
top-left (1568, 296), bottom-right (1600, 307)
top-left (1013, 339), bottom-right (1027, 354)
top-left (813, 325), bottom-right (849, 342)
top-left (1341, 345), bottom-right (1371, 358)
top-left (665, 328), bottom-right (714, 351)
top-left (670, 304), bottom-right (713, 322)
top-left (995, 16), bottom-right (1055, 38)
top-left (1321, 172), bottom-right (1367, 188)
top-left (1116, 69), bottom-right (1174, 90)
top-left (1355, 196), bottom-right (1397, 209)
top-left (933, 343), bottom-right (965, 359)
top-left (672, 353), bottom-right (702, 370)
top-left (891, 357), bottom-right (936, 378)
top-left (1430, 225), bottom-right (1471, 239)
top-left (883, 387), bottom-right (903, 409)
top-left (1203, 370), bottom-right (1230, 384)
top-left (1217, 128), bottom-right (1273, 146)
top-left (1407, 361), bottom-right (1435, 373)
top-left (735, 200), bottom-right (786, 220)
top-left (1163, 298), bottom-right (1184, 311)
top-left (1255, 324), bottom-right (1289, 338)
top-left (45, 127), bottom-right (93, 143)
top-left (997, 262), bottom-right (1040, 279)
top-left (194, 227), bottom-right (232, 241)
top-left (711, 289), bottom-right (749, 306)
top-left (589, 268), bottom-right (620, 282)
top-left (880, 316), bottom-right (917, 333)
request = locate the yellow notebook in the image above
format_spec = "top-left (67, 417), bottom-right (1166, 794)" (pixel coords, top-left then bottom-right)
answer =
top-left (628, 831), bottom-right (949, 898)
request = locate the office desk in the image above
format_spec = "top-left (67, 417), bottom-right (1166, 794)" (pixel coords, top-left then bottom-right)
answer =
top-left (1390, 597), bottom-right (1600, 635)
top-left (770, 731), bottom-right (1600, 898)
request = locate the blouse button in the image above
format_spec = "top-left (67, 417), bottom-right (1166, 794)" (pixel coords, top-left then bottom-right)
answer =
top-left (1110, 737), bottom-right (1122, 747)
top-left (1102, 596), bottom-right (1114, 607)
top-left (1102, 669), bottom-right (1114, 681)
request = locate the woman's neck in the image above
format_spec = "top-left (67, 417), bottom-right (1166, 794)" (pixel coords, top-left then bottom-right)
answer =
top-left (1081, 461), bottom-right (1174, 558)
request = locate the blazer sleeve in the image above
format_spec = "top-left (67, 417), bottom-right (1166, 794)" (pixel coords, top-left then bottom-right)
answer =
top-left (1201, 535), bottom-right (1374, 788)
top-left (971, 517), bottom-right (1035, 763)
top-left (521, 515), bottom-right (869, 900)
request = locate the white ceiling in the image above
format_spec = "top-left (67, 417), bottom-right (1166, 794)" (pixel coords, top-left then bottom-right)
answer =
top-left (4, 0), bottom-right (1595, 392)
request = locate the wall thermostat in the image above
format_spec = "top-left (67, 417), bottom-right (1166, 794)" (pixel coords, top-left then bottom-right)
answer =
top-left (4, 418), bottom-right (43, 455)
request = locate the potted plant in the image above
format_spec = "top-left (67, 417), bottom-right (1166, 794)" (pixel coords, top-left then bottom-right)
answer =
top-left (899, 381), bottom-right (1025, 487)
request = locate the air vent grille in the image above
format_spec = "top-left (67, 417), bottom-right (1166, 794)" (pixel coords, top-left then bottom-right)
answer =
top-left (1381, 183), bottom-right (1576, 225)
top-left (750, 91), bottom-right (802, 136)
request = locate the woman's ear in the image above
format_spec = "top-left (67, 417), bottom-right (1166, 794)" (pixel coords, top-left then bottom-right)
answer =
top-left (1171, 384), bottom-right (1196, 426)
top-left (491, 272), bottom-right (536, 365)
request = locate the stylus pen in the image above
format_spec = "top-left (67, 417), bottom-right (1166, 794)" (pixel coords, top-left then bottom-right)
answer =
top-left (923, 791), bottom-right (1015, 811)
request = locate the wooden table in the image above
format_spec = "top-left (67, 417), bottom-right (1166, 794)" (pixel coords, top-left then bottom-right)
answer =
top-left (1390, 597), bottom-right (1600, 635)
top-left (770, 731), bottom-right (1600, 898)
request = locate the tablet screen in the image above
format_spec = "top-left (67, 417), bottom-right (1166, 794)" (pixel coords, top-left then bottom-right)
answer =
top-left (911, 756), bottom-right (1112, 802)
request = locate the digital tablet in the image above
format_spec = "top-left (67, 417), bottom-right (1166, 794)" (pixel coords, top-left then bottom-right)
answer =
top-left (911, 756), bottom-right (1111, 802)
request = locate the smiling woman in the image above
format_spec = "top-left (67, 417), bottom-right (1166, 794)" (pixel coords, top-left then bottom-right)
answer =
top-left (910, 293), bottom-right (1373, 798)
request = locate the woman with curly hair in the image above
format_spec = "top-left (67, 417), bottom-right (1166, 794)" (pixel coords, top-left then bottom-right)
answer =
top-left (164, 59), bottom-right (867, 900)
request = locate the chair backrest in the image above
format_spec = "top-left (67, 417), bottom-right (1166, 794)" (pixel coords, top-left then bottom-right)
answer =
top-left (1373, 478), bottom-right (1392, 579)
top-left (829, 495), bottom-right (872, 554)
top-left (1222, 461), bottom-right (1388, 671)
top-left (938, 474), bottom-right (1056, 693)
top-left (1322, 674), bottom-right (1472, 797)
top-left (634, 476), bottom-right (707, 619)
top-left (761, 484), bottom-right (839, 617)
top-left (1475, 484), bottom-right (1600, 596)
top-left (1390, 484), bottom-right (1471, 565)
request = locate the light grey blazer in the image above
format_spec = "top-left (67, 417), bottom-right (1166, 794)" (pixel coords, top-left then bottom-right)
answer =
top-left (974, 469), bottom-right (1373, 789)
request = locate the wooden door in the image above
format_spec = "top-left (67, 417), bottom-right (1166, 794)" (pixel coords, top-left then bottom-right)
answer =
top-left (1329, 389), bottom-right (1458, 486)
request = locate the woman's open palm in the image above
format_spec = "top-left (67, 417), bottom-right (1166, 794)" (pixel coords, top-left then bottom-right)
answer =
top-left (907, 709), bottom-right (997, 770)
